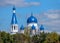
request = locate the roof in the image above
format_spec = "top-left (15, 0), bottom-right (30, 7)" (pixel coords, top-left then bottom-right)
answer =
top-left (11, 7), bottom-right (18, 24)
top-left (27, 14), bottom-right (37, 24)
top-left (20, 25), bottom-right (24, 30)
top-left (40, 25), bottom-right (44, 30)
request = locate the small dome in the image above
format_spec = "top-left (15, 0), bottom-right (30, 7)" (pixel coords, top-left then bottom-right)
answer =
top-left (13, 6), bottom-right (16, 10)
top-left (40, 25), bottom-right (44, 30)
top-left (31, 25), bottom-right (36, 30)
top-left (20, 25), bottom-right (24, 30)
top-left (27, 14), bottom-right (37, 24)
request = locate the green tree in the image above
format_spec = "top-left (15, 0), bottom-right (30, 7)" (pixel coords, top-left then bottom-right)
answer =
top-left (1, 31), bottom-right (8, 43)
top-left (44, 32), bottom-right (59, 43)
top-left (31, 32), bottom-right (47, 43)
top-left (31, 35), bottom-right (40, 43)
top-left (1, 31), bottom-right (12, 43)
top-left (39, 32), bottom-right (47, 43)
top-left (0, 31), bottom-right (3, 43)
top-left (58, 35), bottom-right (60, 43)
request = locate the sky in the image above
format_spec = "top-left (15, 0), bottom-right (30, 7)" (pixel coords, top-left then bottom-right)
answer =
top-left (0, 0), bottom-right (60, 34)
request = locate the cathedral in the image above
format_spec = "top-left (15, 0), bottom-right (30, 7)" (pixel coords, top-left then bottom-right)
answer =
top-left (11, 6), bottom-right (44, 36)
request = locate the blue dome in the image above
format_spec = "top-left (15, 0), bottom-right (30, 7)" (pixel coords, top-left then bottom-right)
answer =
top-left (31, 25), bottom-right (36, 30)
top-left (27, 15), bottom-right (37, 24)
top-left (20, 25), bottom-right (24, 30)
top-left (40, 25), bottom-right (44, 30)
top-left (13, 6), bottom-right (16, 10)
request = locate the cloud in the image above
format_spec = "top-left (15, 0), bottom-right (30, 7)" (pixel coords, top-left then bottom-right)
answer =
top-left (44, 30), bottom-right (60, 34)
top-left (44, 14), bottom-right (59, 19)
top-left (44, 10), bottom-right (60, 19)
top-left (44, 10), bottom-right (60, 33)
top-left (34, 10), bottom-right (60, 34)
top-left (0, 0), bottom-right (40, 7)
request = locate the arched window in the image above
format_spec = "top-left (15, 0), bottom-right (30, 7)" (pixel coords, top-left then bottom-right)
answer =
top-left (14, 26), bottom-right (15, 30)
top-left (12, 26), bottom-right (13, 30)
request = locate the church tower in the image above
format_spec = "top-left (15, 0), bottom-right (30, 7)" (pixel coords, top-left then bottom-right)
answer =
top-left (27, 13), bottom-right (38, 34)
top-left (11, 6), bottom-right (18, 34)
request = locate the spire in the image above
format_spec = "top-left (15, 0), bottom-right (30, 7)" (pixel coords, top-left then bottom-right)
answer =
top-left (31, 12), bottom-right (33, 16)
top-left (11, 6), bottom-right (17, 24)
top-left (13, 6), bottom-right (16, 13)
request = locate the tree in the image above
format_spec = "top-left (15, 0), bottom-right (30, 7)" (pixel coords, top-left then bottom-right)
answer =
top-left (39, 32), bottom-right (47, 43)
top-left (1, 31), bottom-right (8, 43)
top-left (31, 32), bottom-right (47, 43)
top-left (0, 31), bottom-right (3, 43)
top-left (1, 31), bottom-right (12, 43)
top-left (44, 32), bottom-right (59, 43)
top-left (31, 35), bottom-right (40, 43)
top-left (58, 35), bottom-right (60, 43)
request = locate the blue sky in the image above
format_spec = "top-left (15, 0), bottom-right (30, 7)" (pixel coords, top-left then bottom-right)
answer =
top-left (0, 0), bottom-right (60, 34)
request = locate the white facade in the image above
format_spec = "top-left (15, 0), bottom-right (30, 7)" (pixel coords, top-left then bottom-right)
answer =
top-left (20, 30), bottom-right (24, 34)
top-left (40, 30), bottom-right (44, 33)
top-left (11, 24), bottom-right (18, 34)
top-left (31, 30), bottom-right (36, 35)
top-left (27, 23), bottom-right (39, 34)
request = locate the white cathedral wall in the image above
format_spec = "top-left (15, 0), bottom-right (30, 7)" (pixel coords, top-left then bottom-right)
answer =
top-left (20, 30), bottom-right (24, 34)
top-left (28, 23), bottom-right (38, 28)
top-left (11, 24), bottom-right (18, 33)
top-left (40, 30), bottom-right (44, 33)
top-left (32, 30), bottom-right (36, 35)
top-left (27, 23), bottom-right (39, 34)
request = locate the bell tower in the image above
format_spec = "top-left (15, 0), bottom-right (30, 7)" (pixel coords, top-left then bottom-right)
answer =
top-left (11, 6), bottom-right (18, 34)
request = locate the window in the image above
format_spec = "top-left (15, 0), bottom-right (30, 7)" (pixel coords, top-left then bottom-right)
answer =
top-left (12, 26), bottom-right (13, 30)
top-left (14, 26), bottom-right (15, 30)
